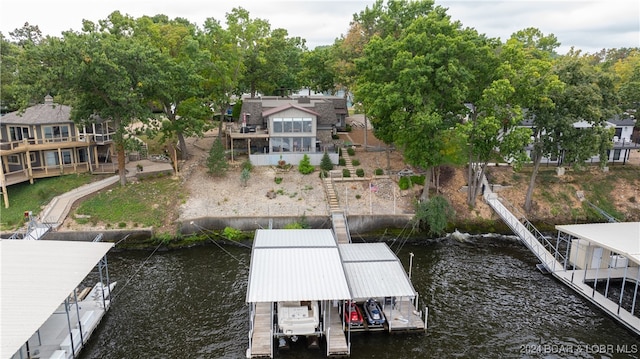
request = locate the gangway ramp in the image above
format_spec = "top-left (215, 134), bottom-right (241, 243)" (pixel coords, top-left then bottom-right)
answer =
top-left (332, 213), bottom-right (351, 244)
top-left (485, 193), bottom-right (563, 272)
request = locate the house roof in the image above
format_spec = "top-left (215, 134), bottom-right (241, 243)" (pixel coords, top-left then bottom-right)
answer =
top-left (608, 116), bottom-right (636, 127)
top-left (1, 97), bottom-right (73, 125)
top-left (261, 103), bottom-right (320, 118)
top-left (0, 240), bottom-right (114, 358)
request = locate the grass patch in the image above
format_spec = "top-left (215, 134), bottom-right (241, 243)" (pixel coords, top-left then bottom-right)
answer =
top-left (0, 174), bottom-right (99, 230)
top-left (74, 176), bottom-right (183, 229)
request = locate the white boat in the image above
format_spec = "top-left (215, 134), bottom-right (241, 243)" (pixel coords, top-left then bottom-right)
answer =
top-left (277, 301), bottom-right (319, 335)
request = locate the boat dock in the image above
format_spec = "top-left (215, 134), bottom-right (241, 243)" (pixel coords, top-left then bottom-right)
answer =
top-left (2, 240), bottom-right (115, 359)
top-left (483, 178), bottom-right (640, 336)
top-left (245, 228), bottom-right (427, 358)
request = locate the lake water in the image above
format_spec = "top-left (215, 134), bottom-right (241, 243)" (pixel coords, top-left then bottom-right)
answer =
top-left (80, 235), bottom-right (639, 358)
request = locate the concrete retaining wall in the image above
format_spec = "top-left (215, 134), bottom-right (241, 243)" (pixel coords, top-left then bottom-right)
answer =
top-left (179, 214), bottom-right (413, 235)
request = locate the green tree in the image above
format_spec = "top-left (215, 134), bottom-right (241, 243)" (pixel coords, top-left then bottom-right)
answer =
top-left (0, 33), bottom-right (22, 111)
top-left (298, 154), bottom-right (314, 174)
top-left (201, 8), bottom-right (259, 139)
top-left (551, 50), bottom-right (618, 168)
top-left (299, 46), bottom-right (336, 94)
top-left (57, 12), bottom-right (164, 186)
top-left (412, 195), bottom-right (455, 235)
top-left (356, 3), bottom-right (484, 202)
top-left (207, 138), bottom-right (228, 176)
top-left (500, 33), bottom-right (564, 212)
top-left (135, 15), bottom-right (212, 160)
top-left (320, 151), bottom-right (334, 171)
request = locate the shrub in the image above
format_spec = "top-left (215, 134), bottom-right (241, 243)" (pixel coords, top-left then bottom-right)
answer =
top-left (345, 123), bottom-right (352, 132)
top-left (375, 168), bottom-right (384, 176)
top-left (241, 159), bottom-right (253, 172)
top-left (398, 176), bottom-right (413, 190)
top-left (347, 147), bottom-right (356, 156)
top-left (274, 177), bottom-right (283, 184)
top-left (412, 195), bottom-right (456, 236)
top-left (342, 168), bottom-right (351, 177)
top-left (356, 168), bottom-right (365, 177)
top-left (338, 158), bottom-right (346, 166)
top-left (240, 168), bottom-right (250, 187)
top-left (319, 170), bottom-right (328, 178)
top-left (352, 159), bottom-right (360, 166)
top-left (298, 154), bottom-right (315, 174)
top-left (320, 152), bottom-right (334, 171)
top-left (223, 226), bottom-right (243, 241)
top-left (410, 175), bottom-right (425, 186)
top-left (355, 194), bottom-right (361, 199)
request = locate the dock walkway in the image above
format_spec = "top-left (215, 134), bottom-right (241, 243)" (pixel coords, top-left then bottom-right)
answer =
top-left (327, 305), bottom-right (349, 357)
top-left (249, 302), bottom-right (273, 358)
top-left (383, 298), bottom-right (426, 332)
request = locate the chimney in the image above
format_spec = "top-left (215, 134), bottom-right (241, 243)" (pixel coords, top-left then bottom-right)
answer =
top-left (298, 96), bottom-right (310, 104)
top-left (44, 95), bottom-right (54, 105)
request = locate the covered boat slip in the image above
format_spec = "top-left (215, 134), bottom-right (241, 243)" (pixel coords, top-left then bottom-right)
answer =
top-left (245, 229), bottom-right (425, 358)
top-left (246, 229), bottom-right (351, 358)
top-left (1, 240), bottom-right (114, 359)
top-left (339, 243), bottom-right (426, 332)
top-left (554, 222), bottom-right (640, 335)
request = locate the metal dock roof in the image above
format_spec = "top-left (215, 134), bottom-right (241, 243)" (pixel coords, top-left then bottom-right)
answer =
top-left (0, 239), bottom-right (114, 358)
top-left (340, 243), bottom-right (417, 300)
top-left (246, 229), bottom-right (351, 303)
top-left (556, 222), bottom-right (640, 264)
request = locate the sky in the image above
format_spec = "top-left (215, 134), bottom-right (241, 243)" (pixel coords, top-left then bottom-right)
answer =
top-left (1, 0), bottom-right (638, 54)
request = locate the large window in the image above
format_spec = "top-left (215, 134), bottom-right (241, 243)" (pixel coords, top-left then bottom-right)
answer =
top-left (272, 117), bottom-right (313, 133)
top-left (9, 126), bottom-right (30, 141)
top-left (44, 150), bottom-right (73, 166)
top-left (44, 125), bottom-right (70, 142)
top-left (7, 154), bottom-right (20, 165)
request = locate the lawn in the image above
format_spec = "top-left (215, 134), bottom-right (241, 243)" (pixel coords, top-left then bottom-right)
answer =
top-left (73, 175), bottom-right (184, 230)
top-left (0, 174), bottom-right (99, 230)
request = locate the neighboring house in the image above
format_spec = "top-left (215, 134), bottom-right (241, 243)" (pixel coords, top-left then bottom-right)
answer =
top-left (520, 115), bottom-right (638, 165)
top-left (0, 96), bottom-right (116, 208)
top-left (228, 95), bottom-right (346, 166)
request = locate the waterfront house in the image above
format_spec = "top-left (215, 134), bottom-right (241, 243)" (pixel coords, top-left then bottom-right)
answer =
top-left (228, 95), bottom-right (346, 165)
top-left (521, 115), bottom-right (638, 165)
top-left (0, 96), bottom-right (117, 208)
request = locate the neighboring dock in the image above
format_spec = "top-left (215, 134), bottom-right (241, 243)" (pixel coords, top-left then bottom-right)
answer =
top-left (483, 175), bottom-right (640, 336)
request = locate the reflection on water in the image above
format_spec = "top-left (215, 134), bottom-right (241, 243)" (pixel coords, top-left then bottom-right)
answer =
top-left (81, 236), bottom-right (639, 359)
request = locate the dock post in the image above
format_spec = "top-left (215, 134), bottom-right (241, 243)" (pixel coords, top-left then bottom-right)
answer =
top-left (631, 267), bottom-right (640, 316)
top-left (617, 265), bottom-right (629, 315)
